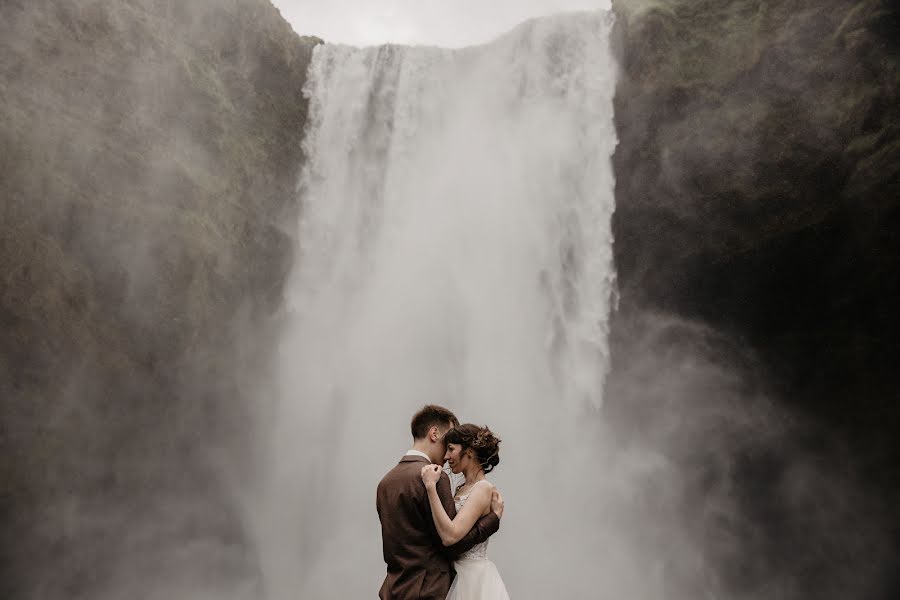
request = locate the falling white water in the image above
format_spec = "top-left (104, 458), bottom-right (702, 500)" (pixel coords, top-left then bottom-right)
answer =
top-left (257, 11), bottom-right (618, 599)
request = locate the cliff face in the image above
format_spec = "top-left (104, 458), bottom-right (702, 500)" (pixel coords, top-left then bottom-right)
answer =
top-left (611, 0), bottom-right (898, 401)
top-left (608, 0), bottom-right (898, 595)
top-left (0, 1), bottom-right (317, 596)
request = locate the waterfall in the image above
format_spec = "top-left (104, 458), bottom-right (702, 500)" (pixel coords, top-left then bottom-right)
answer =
top-left (257, 11), bottom-right (619, 598)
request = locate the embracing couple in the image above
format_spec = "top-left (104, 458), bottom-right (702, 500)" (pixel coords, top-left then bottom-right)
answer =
top-left (376, 405), bottom-right (510, 599)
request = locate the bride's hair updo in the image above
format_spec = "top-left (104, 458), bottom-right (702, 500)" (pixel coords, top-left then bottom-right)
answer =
top-left (444, 424), bottom-right (501, 473)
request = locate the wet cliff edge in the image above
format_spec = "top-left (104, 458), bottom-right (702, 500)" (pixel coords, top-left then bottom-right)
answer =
top-left (607, 0), bottom-right (898, 596)
top-left (1, 1), bottom-right (319, 595)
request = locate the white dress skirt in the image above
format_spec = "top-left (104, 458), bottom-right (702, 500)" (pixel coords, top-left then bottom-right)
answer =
top-left (446, 482), bottom-right (510, 600)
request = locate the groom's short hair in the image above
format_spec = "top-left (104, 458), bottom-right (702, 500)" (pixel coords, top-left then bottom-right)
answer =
top-left (411, 404), bottom-right (459, 440)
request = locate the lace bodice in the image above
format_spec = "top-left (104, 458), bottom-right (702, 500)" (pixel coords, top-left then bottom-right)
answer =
top-left (453, 481), bottom-right (491, 561)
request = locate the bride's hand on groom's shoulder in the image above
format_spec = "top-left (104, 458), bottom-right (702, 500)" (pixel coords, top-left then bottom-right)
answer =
top-left (421, 464), bottom-right (442, 487)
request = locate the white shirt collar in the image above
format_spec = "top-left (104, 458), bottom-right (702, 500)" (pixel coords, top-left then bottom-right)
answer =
top-left (405, 449), bottom-right (431, 461)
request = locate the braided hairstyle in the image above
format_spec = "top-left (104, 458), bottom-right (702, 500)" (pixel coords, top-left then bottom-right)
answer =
top-left (444, 423), bottom-right (501, 474)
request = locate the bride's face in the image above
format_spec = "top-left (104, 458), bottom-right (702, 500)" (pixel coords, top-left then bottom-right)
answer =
top-left (444, 443), bottom-right (464, 473)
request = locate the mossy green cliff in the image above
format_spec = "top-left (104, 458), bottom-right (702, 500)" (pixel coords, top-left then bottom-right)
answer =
top-left (1, 1), bottom-right (318, 595)
top-left (609, 0), bottom-right (898, 595)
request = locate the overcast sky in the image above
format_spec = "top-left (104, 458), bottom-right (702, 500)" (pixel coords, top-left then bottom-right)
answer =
top-left (271, 0), bottom-right (611, 47)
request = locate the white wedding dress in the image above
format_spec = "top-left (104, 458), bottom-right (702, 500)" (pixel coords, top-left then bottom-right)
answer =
top-left (447, 481), bottom-right (510, 600)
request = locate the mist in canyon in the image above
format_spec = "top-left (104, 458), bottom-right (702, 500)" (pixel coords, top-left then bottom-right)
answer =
top-left (255, 12), bottom-right (618, 598)
top-left (2, 1), bottom-right (897, 599)
top-left (253, 5), bottom-right (891, 600)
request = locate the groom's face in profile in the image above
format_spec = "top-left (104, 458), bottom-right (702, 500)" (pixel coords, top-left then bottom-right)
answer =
top-left (426, 422), bottom-right (454, 464)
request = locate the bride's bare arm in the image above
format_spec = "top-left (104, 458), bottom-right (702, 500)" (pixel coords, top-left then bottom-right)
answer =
top-left (422, 465), bottom-right (492, 546)
top-left (432, 470), bottom-right (501, 556)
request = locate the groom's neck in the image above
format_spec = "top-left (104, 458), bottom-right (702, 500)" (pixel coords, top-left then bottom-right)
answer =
top-left (411, 439), bottom-right (432, 460)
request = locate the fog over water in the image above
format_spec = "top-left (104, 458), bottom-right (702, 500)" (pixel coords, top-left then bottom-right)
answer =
top-left (254, 11), bottom-right (618, 598)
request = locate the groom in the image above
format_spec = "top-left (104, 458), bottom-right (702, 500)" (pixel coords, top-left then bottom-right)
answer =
top-left (377, 404), bottom-right (504, 599)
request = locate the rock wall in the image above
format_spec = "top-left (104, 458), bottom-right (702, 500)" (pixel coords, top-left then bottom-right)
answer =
top-left (0, 1), bottom-right (318, 596)
top-left (608, 0), bottom-right (898, 596)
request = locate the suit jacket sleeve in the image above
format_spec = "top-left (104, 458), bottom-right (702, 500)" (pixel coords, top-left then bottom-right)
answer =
top-left (434, 474), bottom-right (501, 559)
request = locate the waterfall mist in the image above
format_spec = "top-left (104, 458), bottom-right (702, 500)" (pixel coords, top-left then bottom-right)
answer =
top-left (255, 11), bottom-right (618, 598)
top-left (6, 2), bottom-right (893, 599)
top-left (250, 8), bottom-right (892, 599)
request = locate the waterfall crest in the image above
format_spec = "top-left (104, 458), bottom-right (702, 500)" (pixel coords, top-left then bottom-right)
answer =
top-left (260, 11), bottom-right (619, 598)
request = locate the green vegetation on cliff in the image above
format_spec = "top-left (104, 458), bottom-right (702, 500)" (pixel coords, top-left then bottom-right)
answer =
top-left (610, 0), bottom-right (898, 595)
top-left (0, 1), bottom-right (318, 596)
top-left (612, 0), bottom-right (898, 434)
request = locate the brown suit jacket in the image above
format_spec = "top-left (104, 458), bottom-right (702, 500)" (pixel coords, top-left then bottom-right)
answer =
top-left (376, 455), bottom-right (500, 599)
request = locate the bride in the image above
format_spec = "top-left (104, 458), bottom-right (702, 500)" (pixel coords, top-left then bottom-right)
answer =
top-left (421, 424), bottom-right (510, 599)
